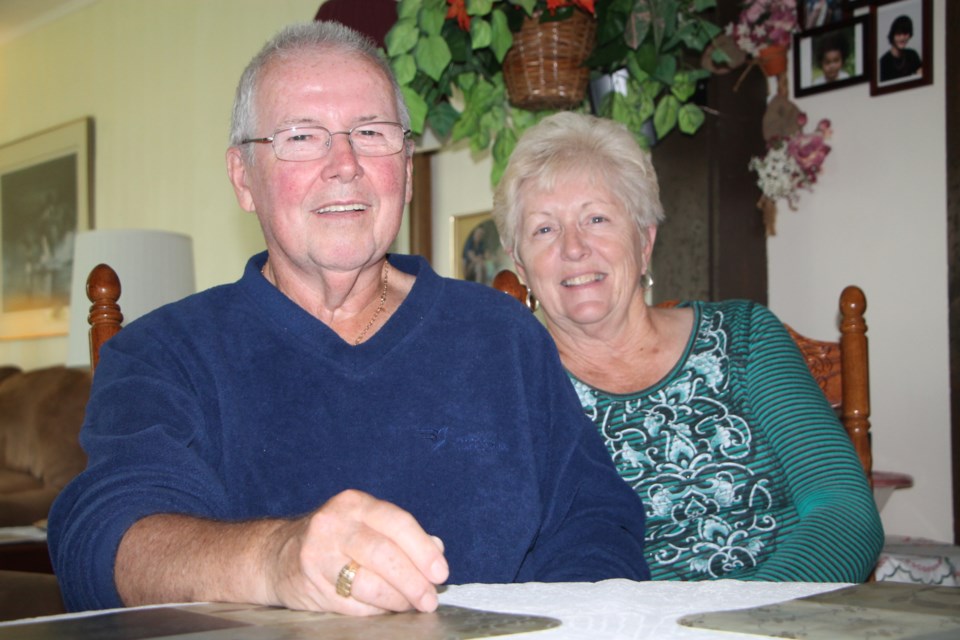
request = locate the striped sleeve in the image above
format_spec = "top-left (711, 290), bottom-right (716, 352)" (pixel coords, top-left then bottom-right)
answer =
top-left (740, 302), bottom-right (884, 582)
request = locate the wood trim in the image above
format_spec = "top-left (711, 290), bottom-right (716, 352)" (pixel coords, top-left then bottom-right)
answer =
top-left (946, 2), bottom-right (960, 545)
top-left (410, 151), bottom-right (434, 264)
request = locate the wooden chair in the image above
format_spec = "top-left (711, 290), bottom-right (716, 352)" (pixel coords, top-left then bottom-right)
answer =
top-left (491, 270), bottom-right (874, 486)
top-left (85, 264), bottom-right (124, 373)
top-left (0, 269), bottom-right (122, 623)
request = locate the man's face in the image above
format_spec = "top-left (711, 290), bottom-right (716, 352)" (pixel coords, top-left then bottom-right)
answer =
top-left (227, 49), bottom-right (412, 276)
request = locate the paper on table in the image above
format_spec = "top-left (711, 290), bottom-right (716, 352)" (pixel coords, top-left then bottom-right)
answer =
top-left (0, 602), bottom-right (561, 640)
top-left (678, 582), bottom-right (960, 640)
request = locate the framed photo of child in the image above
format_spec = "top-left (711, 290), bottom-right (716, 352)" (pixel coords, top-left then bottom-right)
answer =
top-left (869, 0), bottom-right (933, 96)
top-left (793, 16), bottom-right (868, 98)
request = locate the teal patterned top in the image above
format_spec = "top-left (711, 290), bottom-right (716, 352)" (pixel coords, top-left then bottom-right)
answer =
top-left (569, 300), bottom-right (883, 582)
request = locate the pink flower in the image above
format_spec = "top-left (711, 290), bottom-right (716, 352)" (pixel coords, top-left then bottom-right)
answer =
top-left (788, 127), bottom-right (831, 182)
top-left (728, 0), bottom-right (798, 55)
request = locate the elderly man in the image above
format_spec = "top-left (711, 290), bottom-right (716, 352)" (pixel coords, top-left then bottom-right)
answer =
top-left (48, 21), bottom-right (649, 617)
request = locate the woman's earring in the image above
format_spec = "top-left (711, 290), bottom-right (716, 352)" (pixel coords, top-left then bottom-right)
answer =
top-left (640, 272), bottom-right (654, 289)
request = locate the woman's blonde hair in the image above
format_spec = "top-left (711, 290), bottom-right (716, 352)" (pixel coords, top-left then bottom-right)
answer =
top-left (492, 112), bottom-right (664, 256)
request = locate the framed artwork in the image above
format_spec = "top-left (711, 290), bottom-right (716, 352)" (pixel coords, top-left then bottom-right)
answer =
top-left (0, 118), bottom-right (94, 340)
top-left (870, 0), bottom-right (932, 96)
top-left (793, 16), bottom-right (869, 97)
top-left (452, 211), bottom-right (511, 285)
top-left (798, 0), bottom-right (847, 31)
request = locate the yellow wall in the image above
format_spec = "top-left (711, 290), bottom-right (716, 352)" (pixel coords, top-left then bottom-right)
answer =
top-left (0, 0), bottom-right (320, 368)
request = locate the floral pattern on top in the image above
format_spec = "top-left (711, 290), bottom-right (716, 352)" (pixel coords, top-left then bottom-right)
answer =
top-left (571, 306), bottom-right (796, 580)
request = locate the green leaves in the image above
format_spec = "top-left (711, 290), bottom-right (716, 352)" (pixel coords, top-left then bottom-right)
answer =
top-left (385, 18), bottom-right (419, 57)
top-left (678, 103), bottom-right (705, 135)
top-left (392, 53), bottom-right (418, 85)
top-left (414, 35), bottom-right (452, 81)
top-left (401, 87), bottom-right (429, 134)
top-left (471, 18), bottom-right (492, 49)
top-left (386, 0), bottom-right (718, 185)
top-left (468, 0), bottom-right (495, 15)
top-left (489, 9), bottom-right (513, 62)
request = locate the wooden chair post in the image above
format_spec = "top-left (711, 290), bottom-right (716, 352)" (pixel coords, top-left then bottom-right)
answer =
top-left (839, 285), bottom-right (872, 484)
top-left (86, 263), bottom-right (122, 373)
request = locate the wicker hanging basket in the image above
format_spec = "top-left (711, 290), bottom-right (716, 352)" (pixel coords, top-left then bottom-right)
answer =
top-left (502, 10), bottom-right (597, 111)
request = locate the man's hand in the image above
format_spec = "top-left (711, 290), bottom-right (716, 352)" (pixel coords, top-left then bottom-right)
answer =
top-left (115, 490), bottom-right (448, 616)
top-left (263, 490), bottom-right (449, 615)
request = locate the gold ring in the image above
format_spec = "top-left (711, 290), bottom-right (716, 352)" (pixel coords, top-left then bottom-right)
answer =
top-left (335, 560), bottom-right (360, 598)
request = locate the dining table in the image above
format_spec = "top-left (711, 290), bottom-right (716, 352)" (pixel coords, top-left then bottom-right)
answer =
top-left (2, 578), bottom-right (957, 640)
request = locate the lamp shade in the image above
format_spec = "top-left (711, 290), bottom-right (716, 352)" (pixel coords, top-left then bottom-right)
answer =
top-left (66, 229), bottom-right (195, 367)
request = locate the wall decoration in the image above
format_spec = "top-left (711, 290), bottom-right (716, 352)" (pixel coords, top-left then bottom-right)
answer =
top-left (0, 118), bottom-right (94, 340)
top-left (793, 16), bottom-right (869, 97)
top-left (452, 212), bottom-right (511, 286)
top-left (870, 0), bottom-right (933, 96)
top-left (749, 112), bottom-right (833, 236)
top-left (798, 0), bottom-right (848, 31)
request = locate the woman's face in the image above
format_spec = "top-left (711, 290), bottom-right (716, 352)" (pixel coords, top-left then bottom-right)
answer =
top-left (821, 49), bottom-right (843, 81)
top-left (513, 173), bottom-right (654, 335)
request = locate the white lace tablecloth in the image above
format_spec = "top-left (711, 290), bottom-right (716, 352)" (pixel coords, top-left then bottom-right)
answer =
top-left (441, 579), bottom-right (849, 639)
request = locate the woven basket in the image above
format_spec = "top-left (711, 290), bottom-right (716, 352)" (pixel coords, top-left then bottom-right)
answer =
top-left (503, 10), bottom-right (597, 111)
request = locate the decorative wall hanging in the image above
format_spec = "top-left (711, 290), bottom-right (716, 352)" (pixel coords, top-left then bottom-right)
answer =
top-left (0, 118), bottom-right (94, 340)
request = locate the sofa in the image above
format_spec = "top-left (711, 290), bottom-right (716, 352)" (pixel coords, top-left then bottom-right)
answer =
top-left (0, 365), bottom-right (91, 527)
top-left (0, 365), bottom-right (90, 621)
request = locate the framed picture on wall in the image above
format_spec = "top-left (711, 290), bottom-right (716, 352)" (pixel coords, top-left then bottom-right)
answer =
top-left (452, 211), bottom-right (511, 286)
top-left (870, 0), bottom-right (932, 96)
top-left (840, 0), bottom-right (872, 10)
top-left (0, 118), bottom-right (94, 340)
top-left (798, 0), bottom-right (848, 31)
top-left (793, 16), bottom-right (869, 97)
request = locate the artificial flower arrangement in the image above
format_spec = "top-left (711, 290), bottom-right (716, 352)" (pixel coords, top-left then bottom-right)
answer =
top-left (749, 112), bottom-right (832, 235)
top-left (726, 0), bottom-right (798, 57)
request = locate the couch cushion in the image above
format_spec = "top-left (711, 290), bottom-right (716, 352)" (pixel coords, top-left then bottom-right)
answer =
top-left (0, 366), bottom-right (91, 525)
top-left (0, 570), bottom-right (65, 621)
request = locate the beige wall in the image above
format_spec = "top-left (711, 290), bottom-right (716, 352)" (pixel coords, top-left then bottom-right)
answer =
top-left (0, 0), bottom-right (319, 367)
top-left (0, 0), bottom-right (953, 542)
top-left (768, 1), bottom-right (950, 543)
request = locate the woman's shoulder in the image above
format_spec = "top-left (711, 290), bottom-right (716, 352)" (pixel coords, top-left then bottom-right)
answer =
top-left (684, 299), bottom-right (788, 337)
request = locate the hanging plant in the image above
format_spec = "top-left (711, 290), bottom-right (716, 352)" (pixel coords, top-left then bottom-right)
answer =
top-left (385, 0), bottom-right (723, 184)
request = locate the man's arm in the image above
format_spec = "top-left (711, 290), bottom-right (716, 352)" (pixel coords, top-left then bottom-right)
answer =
top-left (115, 490), bottom-right (448, 616)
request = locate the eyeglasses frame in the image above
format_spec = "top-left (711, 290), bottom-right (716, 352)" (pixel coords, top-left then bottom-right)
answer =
top-left (240, 122), bottom-right (412, 161)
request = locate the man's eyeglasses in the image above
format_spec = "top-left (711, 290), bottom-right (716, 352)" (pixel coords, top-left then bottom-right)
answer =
top-left (240, 122), bottom-right (410, 161)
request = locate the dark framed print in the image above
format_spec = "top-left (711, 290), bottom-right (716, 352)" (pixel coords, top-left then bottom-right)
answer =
top-left (870, 0), bottom-right (932, 95)
top-left (793, 16), bottom-right (869, 97)
top-left (798, 0), bottom-right (847, 30)
top-left (0, 118), bottom-right (94, 340)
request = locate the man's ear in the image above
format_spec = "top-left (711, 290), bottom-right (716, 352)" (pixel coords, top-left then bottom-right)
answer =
top-left (226, 147), bottom-right (256, 212)
top-left (404, 152), bottom-right (414, 206)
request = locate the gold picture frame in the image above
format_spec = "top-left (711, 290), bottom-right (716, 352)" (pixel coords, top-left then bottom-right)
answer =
top-left (0, 118), bottom-right (94, 340)
top-left (452, 211), bottom-right (512, 286)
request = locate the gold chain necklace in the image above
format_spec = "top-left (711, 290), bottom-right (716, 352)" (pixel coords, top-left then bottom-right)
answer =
top-left (260, 260), bottom-right (390, 345)
top-left (354, 262), bottom-right (389, 345)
